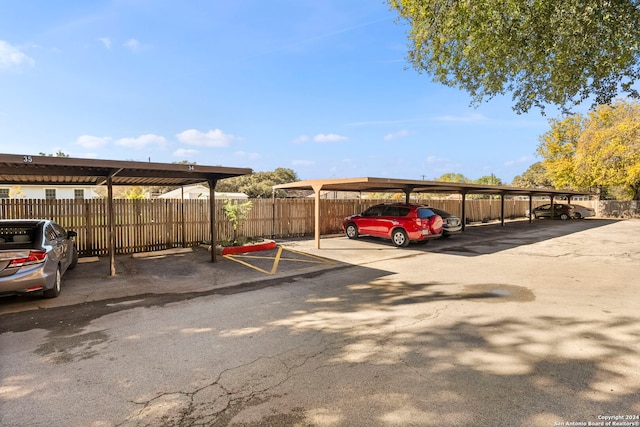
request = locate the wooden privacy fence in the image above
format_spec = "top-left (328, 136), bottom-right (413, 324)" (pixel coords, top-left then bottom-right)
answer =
top-left (0, 198), bottom-right (600, 256)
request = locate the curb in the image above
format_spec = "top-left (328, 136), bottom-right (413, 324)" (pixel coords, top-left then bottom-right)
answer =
top-left (217, 239), bottom-right (277, 255)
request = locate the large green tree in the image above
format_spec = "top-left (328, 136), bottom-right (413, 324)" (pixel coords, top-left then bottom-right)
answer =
top-left (388, 0), bottom-right (640, 114)
top-left (538, 99), bottom-right (640, 199)
top-left (216, 168), bottom-right (299, 198)
top-left (537, 114), bottom-right (583, 188)
top-left (475, 175), bottom-right (503, 186)
top-left (511, 162), bottom-right (553, 188)
top-left (436, 173), bottom-right (471, 183)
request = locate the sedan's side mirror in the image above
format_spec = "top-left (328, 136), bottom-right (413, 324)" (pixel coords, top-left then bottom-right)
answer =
top-left (68, 231), bottom-right (78, 238)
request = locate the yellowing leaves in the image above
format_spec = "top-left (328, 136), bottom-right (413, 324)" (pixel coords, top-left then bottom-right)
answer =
top-left (538, 99), bottom-right (640, 199)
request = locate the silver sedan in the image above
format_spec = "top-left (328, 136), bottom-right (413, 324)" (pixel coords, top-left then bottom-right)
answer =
top-left (0, 219), bottom-right (78, 298)
top-left (429, 208), bottom-right (463, 237)
top-left (568, 204), bottom-right (595, 219)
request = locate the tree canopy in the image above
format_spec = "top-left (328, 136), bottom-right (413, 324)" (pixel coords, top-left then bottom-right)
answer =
top-left (511, 162), bottom-right (553, 188)
top-left (436, 172), bottom-right (505, 186)
top-left (538, 98), bottom-right (640, 200)
top-left (39, 151), bottom-right (70, 157)
top-left (475, 174), bottom-right (503, 186)
top-left (388, 0), bottom-right (640, 114)
top-left (216, 168), bottom-right (299, 198)
top-left (436, 173), bottom-right (471, 183)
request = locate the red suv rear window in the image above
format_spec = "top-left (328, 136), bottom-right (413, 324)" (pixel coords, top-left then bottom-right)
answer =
top-left (417, 208), bottom-right (436, 219)
top-left (383, 206), bottom-right (411, 217)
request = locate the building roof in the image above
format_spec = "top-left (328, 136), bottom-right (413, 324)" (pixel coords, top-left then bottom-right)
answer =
top-left (158, 185), bottom-right (248, 199)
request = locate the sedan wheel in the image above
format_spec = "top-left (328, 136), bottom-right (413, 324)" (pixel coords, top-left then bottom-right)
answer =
top-left (392, 229), bottom-right (409, 247)
top-left (345, 223), bottom-right (359, 239)
top-left (43, 267), bottom-right (61, 298)
top-left (560, 213), bottom-right (570, 220)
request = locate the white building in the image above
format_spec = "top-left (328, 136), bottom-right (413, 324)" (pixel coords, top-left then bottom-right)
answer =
top-left (158, 185), bottom-right (249, 200)
top-left (0, 184), bottom-right (100, 200)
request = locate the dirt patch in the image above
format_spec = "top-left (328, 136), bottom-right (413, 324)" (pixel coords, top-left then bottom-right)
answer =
top-left (35, 330), bottom-right (110, 363)
top-left (461, 284), bottom-right (536, 303)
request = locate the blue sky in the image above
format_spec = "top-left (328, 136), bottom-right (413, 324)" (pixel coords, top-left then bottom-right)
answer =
top-left (0, 1), bottom-right (565, 183)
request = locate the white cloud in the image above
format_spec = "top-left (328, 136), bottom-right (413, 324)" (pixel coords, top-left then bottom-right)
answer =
top-left (426, 155), bottom-right (448, 164)
top-left (76, 135), bottom-right (110, 149)
top-left (314, 133), bottom-right (348, 143)
top-left (235, 151), bottom-right (260, 160)
top-left (504, 156), bottom-right (533, 166)
top-left (124, 38), bottom-right (141, 52)
top-left (384, 129), bottom-right (410, 141)
top-left (433, 113), bottom-right (487, 123)
top-left (292, 159), bottom-right (315, 166)
top-left (293, 135), bottom-right (310, 144)
top-left (177, 129), bottom-right (238, 147)
top-left (0, 40), bottom-right (35, 70)
top-left (116, 134), bottom-right (168, 149)
top-left (348, 118), bottom-right (419, 127)
top-left (99, 37), bottom-right (112, 49)
top-left (173, 148), bottom-right (199, 157)
top-left (76, 152), bottom-right (99, 159)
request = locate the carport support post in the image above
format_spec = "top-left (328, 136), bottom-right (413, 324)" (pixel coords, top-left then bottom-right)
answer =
top-left (208, 179), bottom-right (218, 262)
top-left (500, 194), bottom-right (505, 226)
top-left (181, 186), bottom-right (186, 248)
top-left (461, 192), bottom-right (467, 231)
top-left (271, 189), bottom-right (276, 239)
top-left (528, 196), bottom-right (533, 223)
top-left (312, 184), bottom-right (323, 249)
top-left (107, 176), bottom-right (116, 277)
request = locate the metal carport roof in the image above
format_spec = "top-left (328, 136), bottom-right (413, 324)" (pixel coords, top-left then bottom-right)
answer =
top-left (0, 153), bottom-right (253, 274)
top-left (273, 177), bottom-right (594, 248)
top-left (0, 154), bottom-right (250, 186)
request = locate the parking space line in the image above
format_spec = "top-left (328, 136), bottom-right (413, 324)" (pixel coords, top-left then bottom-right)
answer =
top-left (223, 246), bottom-right (336, 275)
top-left (224, 251), bottom-right (276, 275)
top-left (279, 247), bottom-right (337, 264)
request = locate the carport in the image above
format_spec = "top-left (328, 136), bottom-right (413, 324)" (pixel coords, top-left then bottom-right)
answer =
top-left (273, 177), bottom-right (593, 249)
top-left (0, 153), bottom-right (252, 274)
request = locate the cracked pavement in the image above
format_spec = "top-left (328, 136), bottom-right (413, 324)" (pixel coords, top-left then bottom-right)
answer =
top-left (1, 219), bottom-right (639, 426)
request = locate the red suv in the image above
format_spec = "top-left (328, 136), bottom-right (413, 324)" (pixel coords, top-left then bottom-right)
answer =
top-left (342, 203), bottom-right (444, 247)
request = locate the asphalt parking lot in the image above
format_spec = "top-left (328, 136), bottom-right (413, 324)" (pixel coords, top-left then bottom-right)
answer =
top-left (1, 218), bottom-right (639, 426)
top-left (0, 218), bottom-right (638, 316)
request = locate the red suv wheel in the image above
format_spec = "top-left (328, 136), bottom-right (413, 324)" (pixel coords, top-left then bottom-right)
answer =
top-left (392, 228), bottom-right (409, 247)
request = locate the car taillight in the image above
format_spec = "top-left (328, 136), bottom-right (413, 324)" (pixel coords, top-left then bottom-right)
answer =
top-left (8, 251), bottom-right (47, 268)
